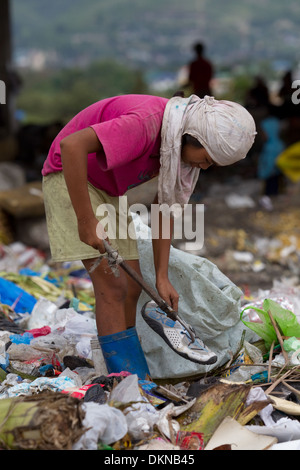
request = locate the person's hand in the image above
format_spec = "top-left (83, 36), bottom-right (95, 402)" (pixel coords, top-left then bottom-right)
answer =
top-left (156, 278), bottom-right (179, 312)
top-left (77, 216), bottom-right (107, 253)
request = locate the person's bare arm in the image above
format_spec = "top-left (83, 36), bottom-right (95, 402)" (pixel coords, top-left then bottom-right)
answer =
top-left (152, 194), bottom-right (179, 311)
top-left (60, 127), bottom-right (106, 252)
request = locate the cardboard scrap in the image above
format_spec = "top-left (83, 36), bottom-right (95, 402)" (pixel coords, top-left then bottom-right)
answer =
top-left (205, 416), bottom-right (278, 450)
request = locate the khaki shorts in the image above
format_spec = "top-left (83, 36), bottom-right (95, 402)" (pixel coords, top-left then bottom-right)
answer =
top-left (42, 172), bottom-right (139, 262)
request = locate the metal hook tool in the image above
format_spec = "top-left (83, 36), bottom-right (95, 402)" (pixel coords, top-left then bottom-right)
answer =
top-left (89, 239), bottom-right (196, 342)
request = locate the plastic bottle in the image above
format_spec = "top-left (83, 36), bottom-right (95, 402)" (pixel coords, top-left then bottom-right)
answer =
top-left (90, 338), bottom-right (108, 375)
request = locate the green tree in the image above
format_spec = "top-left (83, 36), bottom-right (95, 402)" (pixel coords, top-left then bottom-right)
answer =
top-left (17, 60), bottom-right (149, 123)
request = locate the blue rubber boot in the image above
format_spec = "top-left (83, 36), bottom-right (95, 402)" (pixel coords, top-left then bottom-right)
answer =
top-left (98, 327), bottom-right (150, 379)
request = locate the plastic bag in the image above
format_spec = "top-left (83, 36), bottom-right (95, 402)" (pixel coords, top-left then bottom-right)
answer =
top-left (6, 342), bottom-right (54, 362)
top-left (224, 341), bottom-right (264, 382)
top-left (125, 402), bottom-right (159, 440)
top-left (26, 297), bottom-right (58, 329)
top-left (241, 298), bottom-right (300, 348)
top-left (73, 403), bottom-right (128, 449)
top-left (283, 337), bottom-right (300, 365)
top-left (109, 374), bottom-right (143, 404)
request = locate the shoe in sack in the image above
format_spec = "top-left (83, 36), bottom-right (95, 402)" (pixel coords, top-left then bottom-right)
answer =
top-left (141, 301), bottom-right (217, 365)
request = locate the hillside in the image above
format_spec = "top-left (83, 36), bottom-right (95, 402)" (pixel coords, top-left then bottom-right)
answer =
top-left (11, 0), bottom-right (300, 72)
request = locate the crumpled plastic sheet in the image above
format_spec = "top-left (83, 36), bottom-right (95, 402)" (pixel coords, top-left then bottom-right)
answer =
top-left (0, 375), bottom-right (76, 399)
top-left (246, 387), bottom-right (275, 427)
top-left (247, 418), bottom-right (300, 445)
top-left (245, 387), bottom-right (300, 448)
top-left (133, 216), bottom-right (256, 379)
top-left (76, 375), bottom-right (196, 447)
top-left (73, 403), bottom-right (128, 449)
top-left (108, 374), bottom-right (159, 440)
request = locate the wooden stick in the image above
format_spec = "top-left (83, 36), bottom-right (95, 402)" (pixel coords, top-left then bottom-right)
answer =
top-left (268, 341), bottom-right (275, 383)
top-left (282, 380), bottom-right (300, 399)
top-left (268, 310), bottom-right (289, 364)
top-left (265, 368), bottom-right (294, 395)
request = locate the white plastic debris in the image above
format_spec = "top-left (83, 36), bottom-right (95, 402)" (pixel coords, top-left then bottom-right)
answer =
top-left (73, 403), bottom-right (128, 449)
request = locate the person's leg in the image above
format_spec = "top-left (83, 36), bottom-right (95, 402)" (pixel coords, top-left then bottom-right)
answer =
top-left (82, 256), bottom-right (128, 336)
top-left (43, 173), bottom-right (148, 375)
top-left (83, 255), bottom-right (149, 378)
top-left (123, 259), bottom-right (143, 328)
top-left (82, 257), bottom-right (142, 335)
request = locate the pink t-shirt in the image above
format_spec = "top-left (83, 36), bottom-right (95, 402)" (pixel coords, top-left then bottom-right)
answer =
top-left (42, 94), bottom-right (168, 196)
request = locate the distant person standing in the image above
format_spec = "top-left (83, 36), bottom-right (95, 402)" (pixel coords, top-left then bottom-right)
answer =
top-left (278, 70), bottom-right (293, 109)
top-left (187, 42), bottom-right (213, 98)
top-left (245, 76), bottom-right (270, 110)
top-left (257, 105), bottom-right (285, 197)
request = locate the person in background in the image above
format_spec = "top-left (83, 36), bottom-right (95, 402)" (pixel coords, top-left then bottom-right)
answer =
top-left (245, 76), bottom-right (270, 111)
top-left (258, 104), bottom-right (285, 205)
top-left (187, 42), bottom-right (214, 98)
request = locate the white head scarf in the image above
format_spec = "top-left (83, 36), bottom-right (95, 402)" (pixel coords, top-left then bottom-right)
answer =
top-left (158, 94), bottom-right (256, 213)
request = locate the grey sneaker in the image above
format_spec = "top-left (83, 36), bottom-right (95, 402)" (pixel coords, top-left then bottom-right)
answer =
top-left (141, 301), bottom-right (217, 365)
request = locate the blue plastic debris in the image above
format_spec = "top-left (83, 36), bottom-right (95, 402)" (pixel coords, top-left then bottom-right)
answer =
top-left (10, 332), bottom-right (34, 345)
top-left (0, 277), bottom-right (37, 314)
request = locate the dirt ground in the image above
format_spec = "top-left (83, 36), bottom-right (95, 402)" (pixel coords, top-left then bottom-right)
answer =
top-left (172, 161), bottom-right (300, 296)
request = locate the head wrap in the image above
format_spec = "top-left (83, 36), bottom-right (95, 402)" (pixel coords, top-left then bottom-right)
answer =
top-left (158, 94), bottom-right (256, 212)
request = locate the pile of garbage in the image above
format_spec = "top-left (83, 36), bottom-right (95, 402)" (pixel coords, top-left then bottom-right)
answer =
top-left (169, 179), bottom-right (299, 312)
top-left (1, 241), bottom-right (300, 451)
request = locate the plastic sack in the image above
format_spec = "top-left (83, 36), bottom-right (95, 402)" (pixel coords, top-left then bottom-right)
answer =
top-left (276, 141), bottom-right (300, 182)
top-left (241, 298), bottom-right (300, 348)
top-left (133, 215), bottom-right (254, 379)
